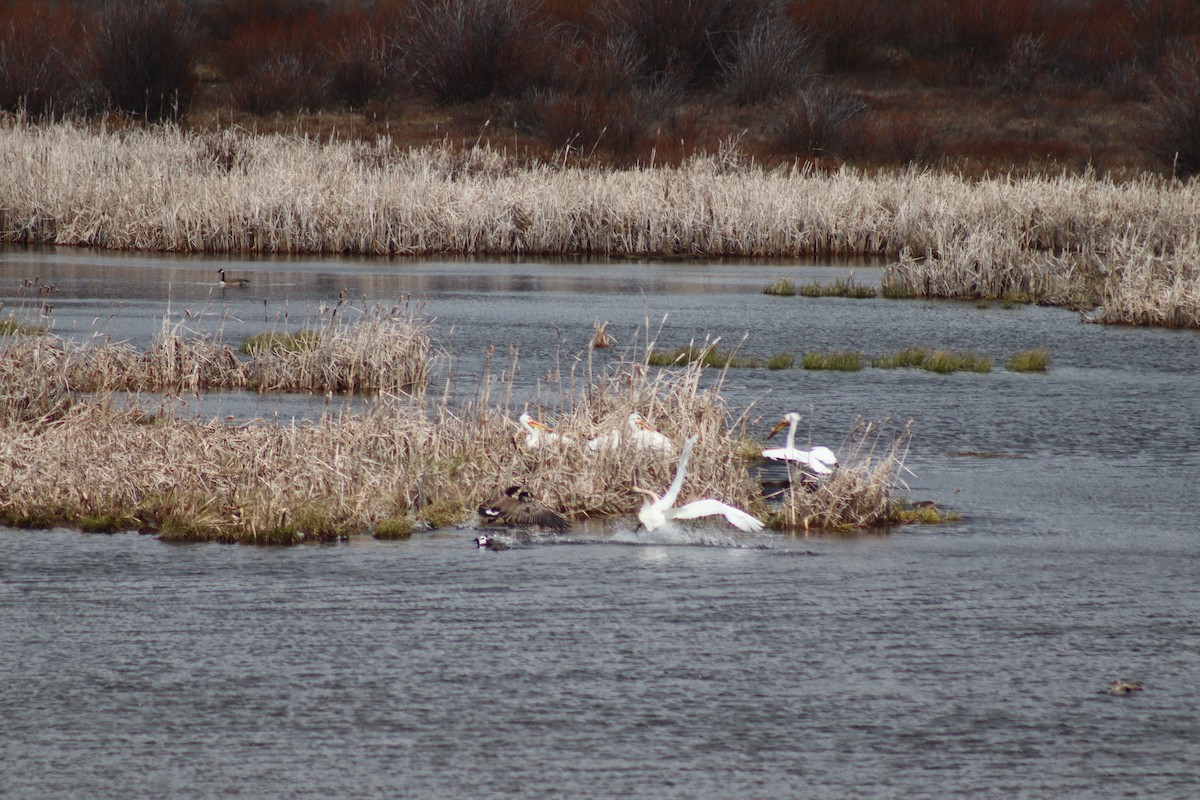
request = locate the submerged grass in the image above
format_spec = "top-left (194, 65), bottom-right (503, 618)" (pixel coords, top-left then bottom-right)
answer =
top-left (648, 344), bottom-right (760, 369)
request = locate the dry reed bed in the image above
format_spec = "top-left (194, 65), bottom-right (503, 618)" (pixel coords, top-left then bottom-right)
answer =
top-left (0, 306), bottom-right (432, 396)
top-left (2, 121), bottom-right (1200, 325)
top-left (7, 123), bottom-right (1200, 323)
top-left (0, 324), bottom-right (911, 541)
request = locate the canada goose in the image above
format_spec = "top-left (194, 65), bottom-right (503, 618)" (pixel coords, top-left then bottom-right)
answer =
top-left (633, 435), bottom-right (764, 533)
top-left (217, 268), bottom-right (250, 287)
top-left (478, 485), bottom-right (569, 531)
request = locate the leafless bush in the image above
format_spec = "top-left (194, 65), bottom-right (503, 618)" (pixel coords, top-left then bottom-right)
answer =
top-left (230, 53), bottom-right (327, 114)
top-left (997, 33), bottom-right (1047, 94)
top-left (772, 84), bottom-right (868, 156)
top-left (1144, 49), bottom-right (1200, 176)
top-left (721, 10), bottom-right (816, 105)
top-left (0, 2), bottom-right (82, 117)
top-left (598, 0), bottom-right (742, 89)
top-left (402, 0), bottom-right (560, 102)
top-left (88, 0), bottom-right (200, 121)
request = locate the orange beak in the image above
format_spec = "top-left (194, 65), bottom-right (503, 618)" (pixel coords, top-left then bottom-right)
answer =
top-left (767, 419), bottom-right (788, 440)
top-left (529, 419), bottom-right (552, 431)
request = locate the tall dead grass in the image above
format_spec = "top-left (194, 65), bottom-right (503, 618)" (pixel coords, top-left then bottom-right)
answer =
top-left (0, 304), bottom-right (432, 396)
top-left (0, 317), bottom-right (910, 541)
top-left (4, 120), bottom-right (1195, 325)
top-left (776, 419), bottom-right (912, 532)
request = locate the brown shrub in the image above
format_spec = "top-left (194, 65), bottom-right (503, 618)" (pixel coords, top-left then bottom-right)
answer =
top-left (0, 1), bottom-right (83, 117)
top-left (88, 0), bottom-right (200, 121)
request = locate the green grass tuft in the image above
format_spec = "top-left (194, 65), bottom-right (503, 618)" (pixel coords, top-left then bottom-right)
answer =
top-left (797, 278), bottom-right (876, 298)
top-left (79, 514), bottom-right (124, 533)
top-left (648, 346), bottom-right (759, 369)
top-left (871, 346), bottom-right (930, 369)
top-left (0, 317), bottom-right (48, 336)
top-left (881, 283), bottom-right (918, 299)
top-left (762, 277), bottom-right (796, 297)
top-left (802, 350), bottom-right (863, 371)
top-left (1005, 349), bottom-right (1050, 372)
top-left (373, 515), bottom-right (416, 540)
top-left (921, 350), bottom-right (992, 374)
top-left (766, 351), bottom-right (795, 370)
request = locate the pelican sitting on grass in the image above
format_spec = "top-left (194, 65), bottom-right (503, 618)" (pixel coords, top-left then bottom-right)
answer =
top-left (587, 411), bottom-right (674, 455)
top-left (217, 268), bottom-right (250, 287)
top-left (633, 435), bottom-right (764, 533)
top-left (517, 413), bottom-right (574, 449)
top-left (764, 412), bottom-right (838, 474)
top-left (478, 485), bottom-right (570, 531)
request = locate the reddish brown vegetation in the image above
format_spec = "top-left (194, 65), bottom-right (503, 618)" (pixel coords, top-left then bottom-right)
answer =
top-left (2, 0), bottom-right (1200, 174)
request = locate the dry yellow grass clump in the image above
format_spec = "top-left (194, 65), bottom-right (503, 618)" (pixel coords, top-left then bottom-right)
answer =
top-left (0, 315), bottom-right (915, 542)
top-left (2, 121), bottom-right (1199, 326)
top-left (0, 304), bottom-right (431, 397)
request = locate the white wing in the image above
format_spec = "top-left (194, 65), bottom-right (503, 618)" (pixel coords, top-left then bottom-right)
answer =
top-left (670, 498), bottom-right (764, 532)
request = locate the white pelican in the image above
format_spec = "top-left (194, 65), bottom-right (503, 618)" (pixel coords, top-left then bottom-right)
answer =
top-left (764, 412), bottom-right (838, 475)
top-left (478, 485), bottom-right (569, 531)
top-left (586, 411), bottom-right (674, 454)
top-left (633, 435), bottom-right (764, 533)
top-left (217, 268), bottom-right (250, 287)
top-left (517, 413), bottom-right (574, 448)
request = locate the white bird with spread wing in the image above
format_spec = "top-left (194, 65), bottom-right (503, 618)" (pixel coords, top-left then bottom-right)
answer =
top-left (763, 412), bottom-right (838, 474)
top-left (633, 435), bottom-right (764, 533)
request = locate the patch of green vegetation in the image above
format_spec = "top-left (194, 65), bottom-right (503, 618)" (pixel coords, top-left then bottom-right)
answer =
top-left (79, 514), bottom-right (124, 533)
top-left (647, 346), bottom-right (759, 369)
top-left (798, 278), bottom-right (877, 299)
top-left (0, 509), bottom-right (60, 529)
top-left (766, 351), bottom-right (795, 370)
top-left (420, 498), bottom-right (467, 530)
top-left (881, 283), bottom-right (918, 299)
top-left (762, 277), bottom-right (796, 297)
top-left (891, 501), bottom-right (962, 525)
top-left (0, 317), bottom-right (47, 336)
top-left (802, 350), bottom-right (863, 371)
top-left (975, 299), bottom-right (991, 309)
top-left (157, 516), bottom-right (226, 542)
top-left (871, 347), bottom-right (930, 369)
top-left (922, 350), bottom-right (992, 374)
top-left (373, 515), bottom-right (415, 540)
top-left (241, 329), bottom-right (321, 355)
top-left (1005, 349), bottom-right (1050, 372)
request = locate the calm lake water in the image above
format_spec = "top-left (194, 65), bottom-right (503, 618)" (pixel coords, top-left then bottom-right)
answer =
top-left (2, 249), bottom-right (1198, 799)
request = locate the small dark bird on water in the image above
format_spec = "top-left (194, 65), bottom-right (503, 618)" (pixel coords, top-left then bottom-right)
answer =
top-left (477, 485), bottom-right (569, 531)
top-left (218, 268), bottom-right (250, 287)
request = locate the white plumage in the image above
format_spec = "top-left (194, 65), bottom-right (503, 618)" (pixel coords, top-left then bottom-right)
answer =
top-left (763, 412), bottom-right (838, 474)
top-left (587, 411), bottom-right (674, 454)
top-left (634, 435), bottom-right (764, 533)
top-left (517, 413), bottom-right (574, 448)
